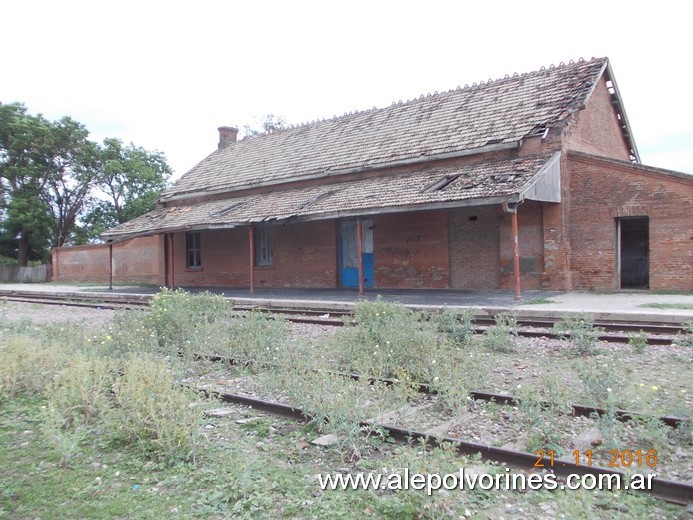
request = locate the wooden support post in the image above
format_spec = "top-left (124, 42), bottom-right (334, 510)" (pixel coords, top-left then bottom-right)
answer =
top-left (357, 217), bottom-right (364, 296)
top-left (108, 242), bottom-right (113, 290)
top-left (511, 210), bottom-right (521, 301)
top-left (166, 233), bottom-right (176, 291)
top-left (169, 233), bottom-right (176, 291)
top-left (164, 234), bottom-right (169, 288)
top-left (249, 225), bottom-right (255, 293)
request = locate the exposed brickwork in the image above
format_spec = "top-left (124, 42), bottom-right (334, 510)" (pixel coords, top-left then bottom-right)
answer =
top-left (52, 62), bottom-right (693, 293)
top-left (52, 236), bottom-right (164, 285)
top-left (564, 76), bottom-right (632, 161)
top-left (171, 221), bottom-right (338, 288)
top-left (540, 201), bottom-right (571, 290)
top-left (566, 153), bottom-right (693, 290)
top-left (449, 206), bottom-right (500, 289)
top-left (373, 210), bottom-right (449, 288)
top-left (499, 201), bottom-right (544, 290)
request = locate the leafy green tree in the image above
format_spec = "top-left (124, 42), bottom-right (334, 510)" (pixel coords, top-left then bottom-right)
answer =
top-left (40, 116), bottom-right (99, 248)
top-left (1, 102), bottom-right (99, 260)
top-left (80, 138), bottom-right (171, 241)
top-left (0, 102), bottom-right (53, 264)
top-left (1, 102), bottom-right (172, 259)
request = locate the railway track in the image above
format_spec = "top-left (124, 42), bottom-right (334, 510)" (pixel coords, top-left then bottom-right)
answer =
top-left (207, 353), bottom-right (686, 429)
top-left (3, 289), bottom-right (691, 504)
top-left (0, 289), bottom-right (686, 345)
top-left (196, 350), bottom-right (692, 506)
top-left (194, 386), bottom-right (693, 505)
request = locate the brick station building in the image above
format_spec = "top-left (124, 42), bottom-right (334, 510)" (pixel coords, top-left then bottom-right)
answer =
top-left (55, 57), bottom-right (693, 292)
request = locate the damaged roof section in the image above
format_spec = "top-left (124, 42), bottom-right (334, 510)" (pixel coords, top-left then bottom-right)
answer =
top-left (162, 58), bottom-right (610, 201)
top-left (103, 153), bottom-right (560, 241)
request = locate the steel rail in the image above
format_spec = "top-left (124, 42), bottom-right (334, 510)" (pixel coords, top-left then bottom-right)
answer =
top-left (0, 290), bottom-right (685, 340)
top-left (199, 352), bottom-right (686, 430)
top-left (193, 386), bottom-right (693, 505)
top-left (1, 290), bottom-right (685, 427)
top-left (4, 290), bottom-right (688, 501)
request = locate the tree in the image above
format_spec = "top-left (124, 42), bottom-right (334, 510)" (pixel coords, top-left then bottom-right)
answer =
top-left (80, 138), bottom-right (171, 241)
top-left (241, 114), bottom-right (287, 139)
top-left (0, 102), bottom-right (53, 264)
top-left (40, 116), bottom-right (99, 248)
top-left (1, 102), bottom-right (171, 262)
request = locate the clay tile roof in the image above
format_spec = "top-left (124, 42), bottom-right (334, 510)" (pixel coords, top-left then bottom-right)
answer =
top-left (162, 57), bottom-right (608, 201)
top-left (102, 152), bottom-right (558, 240)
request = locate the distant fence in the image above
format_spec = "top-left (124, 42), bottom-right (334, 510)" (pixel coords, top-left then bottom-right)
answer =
top-left (0, 263), bottom-right (51, 283)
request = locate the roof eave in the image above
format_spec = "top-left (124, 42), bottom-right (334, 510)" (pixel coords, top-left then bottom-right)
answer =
top-left (100, 194), bottom-right (526, 243)
top-left (603, 61), bottom-right (641, 163)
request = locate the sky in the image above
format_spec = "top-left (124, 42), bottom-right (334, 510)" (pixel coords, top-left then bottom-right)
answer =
top-left (2, 0), bottom-right (691, 179)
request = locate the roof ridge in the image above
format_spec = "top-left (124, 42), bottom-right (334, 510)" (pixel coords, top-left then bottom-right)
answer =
top-left (164, 56), bottom-right (613, 201)
top-left (239, 57), bottom-right (608, 137)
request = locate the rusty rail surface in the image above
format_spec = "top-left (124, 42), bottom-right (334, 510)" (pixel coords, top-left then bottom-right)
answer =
top-left (194, 386), bottom-right (693, 505)
top-left (1, 290), bottom-right (684, 344)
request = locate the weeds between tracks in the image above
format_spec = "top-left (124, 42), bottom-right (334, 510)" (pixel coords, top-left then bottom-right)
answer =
top-left (0, 290), bottom-right (690, 518)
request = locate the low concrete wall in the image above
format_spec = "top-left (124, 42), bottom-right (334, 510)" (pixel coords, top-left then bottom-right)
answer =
top-left (52, 235), bottom-right (165, 285)
top-left (0, 264), bottom-right (51, 283)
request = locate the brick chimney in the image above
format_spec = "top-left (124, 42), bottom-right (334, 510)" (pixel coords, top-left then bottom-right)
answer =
top-left (218, 126), bottom-right (239, 149)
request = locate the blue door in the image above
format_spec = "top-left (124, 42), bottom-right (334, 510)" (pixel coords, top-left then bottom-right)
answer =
top-left (340, 218), bottom-right (373, 287)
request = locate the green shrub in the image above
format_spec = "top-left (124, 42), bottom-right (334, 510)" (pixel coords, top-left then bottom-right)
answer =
top-left (149, 288), bottom-right (231, 358)
top-left (111, 354), bottom-right (209, 463)
top-left (628, 330), bottom-right (648, 354)
top-left (331, 298), bottom-right (442, 381)
top-left (100, 309), bottom-right (160, 358)
top-left (0, 338), bottom-right (70, 401)
top-left (211, 310), bottom-right (290, 366)
top-left (482, 314), bottom-right (518, 353)
top-left (674, 321), bottom-right (693, 347)
top-left (577, 357), bottom-right (631, 412)
top-left (515, 375), bottom-right (572, 452)
top-left (433, 308), bottom-right (475, 345)
top-left (554, 314), bottom-right (603, 356)
top-left (46, 354), bottom-right (119, 427)
top-left (426, 344), bottom-right (487, 415)
top-left (42, 354), bottom-right (120, 464)
top-left (268, 365), bottom-right (406, 460)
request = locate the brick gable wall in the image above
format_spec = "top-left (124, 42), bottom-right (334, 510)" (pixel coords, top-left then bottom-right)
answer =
top-left (563, 76), bottom-right (632, 161)
top-left (566, 153), bottom-right (693, 290)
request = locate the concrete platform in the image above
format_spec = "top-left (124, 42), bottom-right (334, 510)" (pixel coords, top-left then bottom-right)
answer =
top-left (1, 283), bottom-right (692, 324)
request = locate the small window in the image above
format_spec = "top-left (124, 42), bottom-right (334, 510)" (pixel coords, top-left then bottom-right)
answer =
top-left (254, 227), bottom-right (273, 267)
top-left (186, 232), bottom-right (202, 268)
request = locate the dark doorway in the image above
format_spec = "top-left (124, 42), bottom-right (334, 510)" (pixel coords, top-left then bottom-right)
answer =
top-left (618, 217), bottom-right (649, 289)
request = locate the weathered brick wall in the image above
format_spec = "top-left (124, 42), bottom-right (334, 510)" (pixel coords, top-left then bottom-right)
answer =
top-left (254, 220), bottom-right (338, 288)
top-left (52, 235), bottom-right (164, 285)
top-left (171, 220), bottom-right (338, 288)
top-left (449, 206), bottom-right (500, 289)
top-left (540, 201), bottom-right (572, 290)
top-left (373, 210), bottom-right (449, 288)
top-left (169, 228), bottom-right (241, 287)
top-left (499, 201), bottom-right (545, 290)
top-left (566, 152), bottom-right (693, 290)
top-left (564, 76), bottom-right (632, 161)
